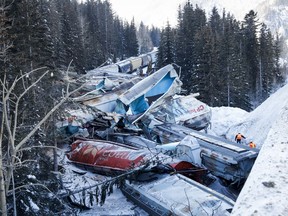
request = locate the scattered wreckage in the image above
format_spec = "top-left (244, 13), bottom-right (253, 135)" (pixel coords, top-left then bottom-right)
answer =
top-left (150, 123), bottom-right (259, 186)
top-left (59, 60), bottom-right (258, 214)
top-left (66, 138), bottom-right (207, 183)
top-left (121, 174), bottom-right (234, 216)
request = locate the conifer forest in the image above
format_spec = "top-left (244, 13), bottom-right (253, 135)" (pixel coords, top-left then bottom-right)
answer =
top-left (0, 0), bottom-right (286, 215)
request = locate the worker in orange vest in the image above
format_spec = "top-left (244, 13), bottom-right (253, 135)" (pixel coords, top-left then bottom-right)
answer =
top-left (249, 141), bottom-right (256, 148)
top-left (235, 133), bottom-right (246, 144)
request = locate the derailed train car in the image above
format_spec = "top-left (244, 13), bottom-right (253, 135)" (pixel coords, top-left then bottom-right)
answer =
top-left (122, 174), bottom-right (234, 216)
top-left (150, 123), bottom-right (259, 187)
top-left (66, 139), bottom-right (207, 182)
top-left (116, 60), bottom-right (131, 73)
top-left (116, 50), bottom-right (157, 74)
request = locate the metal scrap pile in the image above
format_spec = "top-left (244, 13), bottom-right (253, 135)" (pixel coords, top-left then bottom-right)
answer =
top-left (57, 60), bottom-right (258, 215)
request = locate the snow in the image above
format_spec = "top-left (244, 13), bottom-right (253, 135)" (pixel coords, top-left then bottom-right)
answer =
top-left (61, 82), bottom-right (288, 215)
top-left (226, 83), bottom-right (288, 148)
top-left (207, 84), bottom-right (288, 215)
top-left (109, 0), bottom-right (268, 28)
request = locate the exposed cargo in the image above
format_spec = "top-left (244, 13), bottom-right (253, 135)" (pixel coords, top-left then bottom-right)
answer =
top-left (139, 54), bottom-right (150, 67)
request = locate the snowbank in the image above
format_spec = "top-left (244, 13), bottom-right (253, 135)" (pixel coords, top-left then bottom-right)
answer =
top-left (231, 97), bottom-right (288, 215)
top-left (226, 84), bottom-right (288, 148)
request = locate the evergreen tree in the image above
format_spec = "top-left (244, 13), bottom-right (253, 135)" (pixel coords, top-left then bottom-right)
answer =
top-left (174, 1), bottom-right (207, 94)
top-left (9, 0), bottom-right (53, 72)
top-left (0, 0), bottom-right (13, 80)
top-left (123, 19), bottom-right (139, 58)
top-left (150, 25), bottom-right (161, 47)
top-left (206, 7), bottom-right (223, 106)
top-left (80, 0), bottom-right (104, 69)
top-left (242, 10), bottom-right (260, 104)
top-left (59, 0), bottom-right (85, 72)
top-left (156, 22), bottom-right (175, 69)
top-left (48, 0), bottom-right (63, 69)
top-left (193, 26), bottom-right (220, 105)
top-left (96, 0), bottom-right (115, 61)
top-left (227, 15), bottom-right (252, 110)
top-left (273, 33), bottom-right (284, 86)
top-left (111, 16), bottom-right (125, 61)
top-left (259, 23), bottom-right (275, 101)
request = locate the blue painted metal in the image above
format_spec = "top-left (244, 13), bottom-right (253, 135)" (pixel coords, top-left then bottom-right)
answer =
top-left (114, 64), bottom-right (182, 117)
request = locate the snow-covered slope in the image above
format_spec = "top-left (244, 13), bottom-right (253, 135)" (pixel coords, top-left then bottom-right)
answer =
top-left (230, 84), bottom-right (288, 215)
top-left (190, 0), bottom-right (265, 20)
top-left (225, 83), bottom-right (288, 148)
top-left (257, 0), bottom-right (288, 37)
top-left (208, 83), bottom-right (288, 215)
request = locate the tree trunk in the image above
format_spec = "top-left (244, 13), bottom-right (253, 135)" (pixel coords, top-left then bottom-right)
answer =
top-left (0, 150), bottom-right (7, 216)
top-left (0, 102), bottom-right (7, 215)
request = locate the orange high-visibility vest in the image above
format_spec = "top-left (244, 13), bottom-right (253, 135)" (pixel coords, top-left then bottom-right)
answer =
top-left (249, 142), bottom-right (256, 148)
top-left (236, 134), bottom-right (242, 140)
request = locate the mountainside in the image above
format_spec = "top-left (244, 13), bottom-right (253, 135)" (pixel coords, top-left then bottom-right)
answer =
top-left (190, 0), bottom-right (264, 20)
top-left (257, 0), bottom-right (288, 59)
top-left (257, 0), bottom-right (288, 37)
top-left (191, 0), bottom-right (288, 61)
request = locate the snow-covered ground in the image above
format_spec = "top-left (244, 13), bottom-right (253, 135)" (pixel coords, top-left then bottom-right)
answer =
top-left (208, 84), bottom-right (288, 216)
top-left (61, 82), bottom-right (288, 215)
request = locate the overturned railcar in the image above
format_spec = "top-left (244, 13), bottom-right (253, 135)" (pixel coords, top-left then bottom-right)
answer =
top-left (150, 123), bottom-right (259, 187)
top-left (66, 139), bottom-right (206, 180)
top-left (114, 64), bottom-right (182, 119)
top-left (147, 94), bottom-right (212, 131)
top-left (122, 174), bottom-right (234, 216)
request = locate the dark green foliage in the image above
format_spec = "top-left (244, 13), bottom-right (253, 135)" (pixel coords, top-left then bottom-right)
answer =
top-left (150, 25), bottom-right (161, 47)
top-left (157, 1), bottom-right (283, 111)
top-left (100, 183), bottom-right (107, 206)
top-left (7, 152), bottom-right (75, 215)
top-left (0, 0), bottom-right (141, 214)
top-left (242, 10), bottom-right (260, 105)
top-left (156, 22), bottom-right (176, 69)
top-left (273, 33), bottom-right (285, 86)
top-left (123, 19), bottom-right (139, 58)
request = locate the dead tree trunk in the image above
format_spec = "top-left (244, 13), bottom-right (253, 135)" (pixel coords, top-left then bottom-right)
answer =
top-left (0, 65), bottom-right (87, 215)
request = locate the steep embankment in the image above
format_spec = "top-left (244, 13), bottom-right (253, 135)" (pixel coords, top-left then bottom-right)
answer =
top-left (226, 83), bottom-right (288, 148)
top-left (231, 84), bottom-right (288, 215)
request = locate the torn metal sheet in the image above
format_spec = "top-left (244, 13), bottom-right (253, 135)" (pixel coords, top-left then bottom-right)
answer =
top-left (145, 94), bottom-right (212, 130)
top-left (107, 134), bottom-right (203, 168)
top-left (110, 135), bottom-right (158, 149)
top-left (150, 123), bottom-right (258, 186)
top-left (95, 64), bottom-right (119, 73)
top-left (72, 78), bottom-right (119, 102)
top-left (81, 77), bottom-right (142, 112)
top-left (121, 174), bottom-right (234, 216)
top-left (114, 64), bottom-right (182, 119)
